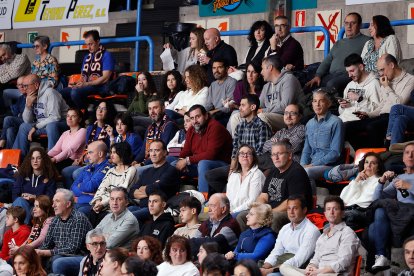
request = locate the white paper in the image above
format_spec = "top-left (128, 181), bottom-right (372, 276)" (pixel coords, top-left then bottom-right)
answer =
top-left (160, 48), bottom-right (175, 71)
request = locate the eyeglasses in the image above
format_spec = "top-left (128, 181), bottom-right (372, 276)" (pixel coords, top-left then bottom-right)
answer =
top-left (89, 241), bottom-right (106, 248)
top-left (97, 107), bottom-right (107, 111)
top-left (33, 44), bottom-right (41, 49)
top-left (238, 152), bottom-right (253, 157)
top-left (22, 83), bottom-right (34, 89)
top-left (275, 24), bottom-right (288, 29)
top-left (271, 152), bottom-right (289, 157)
top-left (284, 111), bottom-right (298, 116)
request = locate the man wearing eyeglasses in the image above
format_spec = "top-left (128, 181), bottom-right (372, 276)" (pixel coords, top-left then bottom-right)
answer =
top-left (305, 12), bottom-right (370, 94)
top-left (266, 15), bottom-right (304, 71)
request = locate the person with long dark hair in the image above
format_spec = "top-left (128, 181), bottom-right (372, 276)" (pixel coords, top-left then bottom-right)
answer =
top-left (131, 235), bottom-right (163, 265)
top-left (127, 72), bottom-right (158, 116)
top-left (160, 70), bottom-right (186, 104)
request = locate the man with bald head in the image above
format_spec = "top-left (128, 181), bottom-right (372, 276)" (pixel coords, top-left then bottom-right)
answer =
top-left (13, 74), bottom-right (68, 157)
top-left (199, 28), bottom-right (237, 84)
top-left (345, 53), bottom-right (414, 149)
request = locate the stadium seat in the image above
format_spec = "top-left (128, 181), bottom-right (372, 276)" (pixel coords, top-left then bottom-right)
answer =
top-left (355, 255), bottom-right (363, 276)
top-left (119, 71), bottom-right (140, 78)
top-left (0, 149), bottom-right (21, 168)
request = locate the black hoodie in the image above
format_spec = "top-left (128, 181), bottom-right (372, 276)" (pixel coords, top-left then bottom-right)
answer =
top-left (139, 212), bottom-right (175, 246)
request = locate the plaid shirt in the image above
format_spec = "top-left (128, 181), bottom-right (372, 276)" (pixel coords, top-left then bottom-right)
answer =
top-left (40, 209), bottom-right (92, 255)
top-left (232, 116), bottom-right (272, 158)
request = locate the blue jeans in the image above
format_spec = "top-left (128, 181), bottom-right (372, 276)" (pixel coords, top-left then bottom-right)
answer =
top-left (13, 120), bottom-right (67, 157)
top-left (2, 88), bottom-right (22, 108)
top-left (77, 204), bottom-right (92, 217)
top-left (128, 206), bottom-right (150, 227)
top-left (368, 208), bottom-right (391, 256)
top-left (52, 255), bottom-right (83, 276)
top-left (386, 104), bottom-right (414, 144)
top-left (1, 116), bottom-right (24, 148)
top-left (62, 165), bottom-right (81, 189)
top-left (171, 159), bottom-right (228, 192)
top-left (12, 197), bottom-right (33, 225)
top-left (60, 85), bottom-right (106, 109)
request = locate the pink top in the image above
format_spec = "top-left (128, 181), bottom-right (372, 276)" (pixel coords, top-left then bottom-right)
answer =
top-left (48, 128), bottom-right (86, 163)
top-left (28, 216), bottom-right (53, 248)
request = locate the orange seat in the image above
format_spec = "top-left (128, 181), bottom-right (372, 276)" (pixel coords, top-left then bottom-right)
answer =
top-left (355, 255), bottom-right (363, 276)
top-left (0, 149), bottom-right (21, 168)
top-left (68, 74), bottom-right (82, 85)
top-left (119, 72), bottom-right (140, 79)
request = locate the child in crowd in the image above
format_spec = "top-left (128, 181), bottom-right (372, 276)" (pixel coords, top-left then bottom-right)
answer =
top-left (0, 207), bottom-right (31, 261)
top-left (174, 196), bottom-right (202, 238)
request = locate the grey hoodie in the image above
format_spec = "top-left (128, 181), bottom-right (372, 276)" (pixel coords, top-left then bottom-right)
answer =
top-left (23, 80), bottom-right (69, 129)
top-left (259, 71), bottom-right (302, 114)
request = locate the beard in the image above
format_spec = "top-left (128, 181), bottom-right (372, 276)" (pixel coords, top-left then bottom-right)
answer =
top-left (194, 121), bottom-right (207, 133)
top-left (150, 113), bottom-right (162, 124)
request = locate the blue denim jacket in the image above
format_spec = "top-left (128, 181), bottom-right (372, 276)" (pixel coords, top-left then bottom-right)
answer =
top-left (300, 111), bottom-right (344, 166)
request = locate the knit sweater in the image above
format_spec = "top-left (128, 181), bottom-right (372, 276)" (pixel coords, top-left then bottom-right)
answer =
top-left (48, 128), bottom-right (87, 162)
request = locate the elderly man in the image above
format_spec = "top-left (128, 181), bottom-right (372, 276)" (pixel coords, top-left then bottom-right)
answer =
top-left (199, 28), bottom-right (237, 84)
top-left (267, 15), bottom-right (304, 71)
top-left (36, 189), bottom-right (92, 274)
top-left (60, 30), bottom-right (114, 108)
top-left (191, 193), bottom-right (241, 257)
top-left (261, 195), bottom-right (320, 276)
top-left (0, 44), bottom-right (31, 85)
top-left (12, 74), bottom-right (68, 157)
top-left (280, 196), bottom-right (360, 276)
top-left (346, 53), bottom-right (414, 148)
top-left (399, 236), bottom-right (414, 276)
top-left (301, 88), bottom-right (344, 195)
top-left (306, 12), bottom-right (370, 93)
top-left (258, 55), bottom-right (302, 132)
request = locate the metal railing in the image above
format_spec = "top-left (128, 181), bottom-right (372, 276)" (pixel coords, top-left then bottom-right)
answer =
top-left (338, 19), bottom-right (414, 40)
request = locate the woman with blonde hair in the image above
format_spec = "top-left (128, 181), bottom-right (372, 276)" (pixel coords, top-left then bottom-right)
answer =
top-left (225, 202), bottom-right (276, 262)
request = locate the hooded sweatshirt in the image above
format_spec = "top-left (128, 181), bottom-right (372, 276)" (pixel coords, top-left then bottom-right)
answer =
top-left (0, 225), bottom-right (31, 260)
top-left (259, 71), bottom-right (302, 114)
top-left (139, 212), bottom-right (175, 246)
top-left (339, 72), bottom-right (381, 122)
top-left (12, 175), bottom-right (56, 201)
top-left (22, 81), bottom-right (69, 129)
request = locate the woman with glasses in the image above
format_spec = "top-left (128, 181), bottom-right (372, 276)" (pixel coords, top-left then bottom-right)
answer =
top-left (226, 145), bottom-right (265, 217)
top-left (31, 35), bottom-right (60, 88)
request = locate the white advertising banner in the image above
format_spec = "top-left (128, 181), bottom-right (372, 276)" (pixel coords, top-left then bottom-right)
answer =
top-left (12, 0), bottom-right (109, 29)
top-left (346, 0), bottom-right (399, 5)
top-left (0, 0), bottom-right (14, 30)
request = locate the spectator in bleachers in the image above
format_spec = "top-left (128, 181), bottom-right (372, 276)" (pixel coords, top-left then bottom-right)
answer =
top-left (2, 75), bottom-right (26, 114)
top-left (338, 53), bottom-right (381, 123)
top-left (0, 44), bottom-right (31, 86)
top-left (133, 97), bottom-right (178, 171)
top-left (340, 152), bottom-right (384, 229)
top-left (87, 142), bottom-right (137, 221)
top-left (121, 257), bottom-right (158, 276)
top-left (345, 53), bottom-right (414, 148)
top-left (31, 36), bottom-right (60, 88)
top-left (0, 76), bottom-right (26, 149)
top-left (205, 59), bottom-right (237, 126)
top-left (259, 55), bottom-right (302, 132)
top-left (197, 242), bottom-right (219, 266)
top-left (237, 140), bottom-right (313, 233)
top-left (362, 15), bottom-right (402, 76)
top-left (13, 74), bottom-right (69, 157)
top-left (399, 236), bottom-right (414, 276)
top-left (157, 235), bottom-right (199, 276)
top-left (174, 196), bottom-right (202, 239)
top-left (301, 88), bottom-right (344, 194)
top-left (78, 229), bottom-right (107, 276)
top-left (129, 140), bottom-right (179, 223)
top-left (0, 206), bottom-right (31, 261)
top-left (261, 195), bottom-right (320, 276)
top-left (99, 248), bottom-right (129, 276)
top-left (199, 28), bottom-right (238, 84)
top-left (12, 147), bottom-right (58, 224)
top-left (280, 196), bottom-right (360, 276)
top-left (71, 141), bottom-right (111, 213)
top-left (227, 61), bottom-right (265, 136)
top-left (36, 189), bottom-right (92, 274)
top-left (131, 236), bottom-right (163, 265)
top-left (191, 193), bottom-right (241, 256)
top-left (266, 16), bottom-right (304, 72)
top-left (386, 104), bottom-right (414, 146)
top-left (48, 108), bottom-right (86, 172)
top-left (226, 145), bottom-right (266, 216)
top-left (234, 259), bottom-right (261, 276)
top-left (259, 104), bottom-right (305, 170)
top-left (107, 113), bottom-right (142, 160)
top-left (368, 142), bottom-right (414, 271)
top-left (138, 191), bottom-right (175, 246)
top-left (306, 12), bottom-right (370, 93)
top-left (225, 202), bottom-right (276, 262)
top-left (60, 30), bottom-right (114, 109)
top-left (12, 246), bottom-right (46, 276)
top-left (160, 70), bottom-right (186, 105)
top-left (127, 72), bottom-right (158, 117)
top-left (166, 64), bottom-right (209, 121)
top-left (95, 187), bottom-right (139, 248)
top-left (167, 112), bottom-right (191, 151)
top-left (202, 252), bottom-right (230, 276)
top-left (174, 104), bottom-right (232, 193)
top-left (163, 27), bottom-right (206, 74)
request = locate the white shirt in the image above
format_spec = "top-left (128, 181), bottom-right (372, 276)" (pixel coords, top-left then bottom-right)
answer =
top-left (340, 175), bottom-right (380, 208)
top-left (167, 87), bottom-right (208, 111)
top-left (157, 261), bottom-right (199, 276)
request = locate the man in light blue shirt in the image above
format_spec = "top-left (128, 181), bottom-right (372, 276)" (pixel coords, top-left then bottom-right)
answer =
top-left (300, 88), bottom-right (344, 194)
top-left (260, 195), bottom-right (320, 276)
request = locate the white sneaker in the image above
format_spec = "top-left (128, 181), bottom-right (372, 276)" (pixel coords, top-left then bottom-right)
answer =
top-left (372, 255), bottom-right (390, 270)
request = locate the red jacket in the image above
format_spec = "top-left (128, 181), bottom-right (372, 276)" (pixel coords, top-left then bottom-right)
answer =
top-left (180, 118), bottom-right (232, 164)
top-left (0, 224), bottom-right (31, 260)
